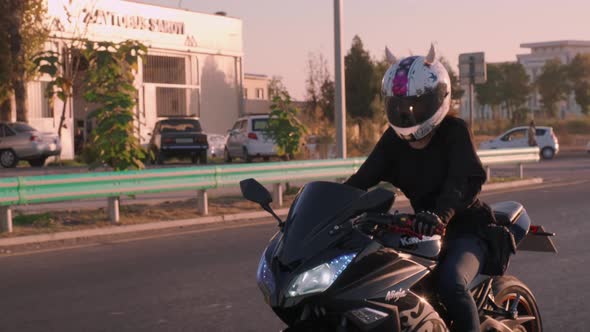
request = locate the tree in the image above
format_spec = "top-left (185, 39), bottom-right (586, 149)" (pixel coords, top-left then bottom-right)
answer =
top-left (567, 54), bottom-right (590, 115)
top-left (345, 36), bottom-right (375, 119)
top-left (266, 91), bottom-right (308, 160)
top-left (536, 59), bottom-right (569, 118)
top-left (32, 1), bottom-right (95, 138)
top-left (369, 54), bottom-right (390, 121)
top-left (439, 57), bottom-right (465, 114)
top-left (475, 64), bottom-right (504, 118)
top-left (439, 57), bottom-right (465, 102)
top-left (82, 40), bottom-right (147, 170)
top-left (268, 76), bottom-right (288, 100)
top-left (304, 52), bottom-right (333, 120)
top-left (474, 63), bottom-right (531, 121)
top-left (498, 62), bottom-right (530, 120)
top-left (0, 24), bottom-right (11, 121)
top-left (318, 79), bottom-right (335, 121)
top-left (0, 0), bottom-right (49, 122)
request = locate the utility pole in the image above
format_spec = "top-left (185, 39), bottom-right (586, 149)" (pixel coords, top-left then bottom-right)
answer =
top-left (459, 52), bottom-right (486, 131)
top-left (333, 0), bottom-right (346, 158)
top-left (469, 56), bottom-right (475, 129)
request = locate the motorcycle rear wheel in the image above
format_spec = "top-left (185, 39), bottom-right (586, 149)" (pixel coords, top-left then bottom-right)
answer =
top-left (492, 276), bottom-right (543, 332)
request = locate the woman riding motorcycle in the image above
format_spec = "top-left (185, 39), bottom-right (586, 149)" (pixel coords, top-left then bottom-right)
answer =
top-left (344, 47), bottom-right (495, 332)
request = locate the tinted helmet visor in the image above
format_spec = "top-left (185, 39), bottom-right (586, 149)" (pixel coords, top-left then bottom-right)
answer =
top-left (385, 83), bottom-right (448, 129)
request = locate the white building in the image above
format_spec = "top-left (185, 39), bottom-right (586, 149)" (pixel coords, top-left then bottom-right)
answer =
top-left (243, 73), bottom-right (271, 114)
top-left (517, 40), bottom-right (590, 116)
top-left (460, 40), bottom-right (590, 120)
top-left (14, 0), bottom-right (246, 159)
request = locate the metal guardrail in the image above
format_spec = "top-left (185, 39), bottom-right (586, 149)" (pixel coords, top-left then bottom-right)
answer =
top-left (0, 147), bottom-right (539, 233)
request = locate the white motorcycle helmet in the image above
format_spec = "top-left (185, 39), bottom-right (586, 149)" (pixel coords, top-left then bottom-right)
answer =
top-left (381, 45), bottom-right (451, 141)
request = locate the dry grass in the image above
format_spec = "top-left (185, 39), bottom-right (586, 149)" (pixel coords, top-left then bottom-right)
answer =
top-left (3, 194), bottom-right (300, 238)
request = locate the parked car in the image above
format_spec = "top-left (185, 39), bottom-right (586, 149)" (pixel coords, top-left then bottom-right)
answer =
top-left (304, 135), bottom-right (336, 159)
top-left (207, 133), bottom-right (226, 158)
top-left (479, 126), bottom-right (559, 159)
top-left (224, 114), bottom-right (277, 162)
top-left (0, 122), bottom-right (61, 168)
top-left (148, 118), bottom-right (208, 165)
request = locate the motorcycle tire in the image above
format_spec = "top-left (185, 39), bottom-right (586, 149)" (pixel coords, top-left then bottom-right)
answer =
top-left (492, 276), bottom-right (543, 332)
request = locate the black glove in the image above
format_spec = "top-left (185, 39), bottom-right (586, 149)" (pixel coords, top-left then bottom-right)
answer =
top-left (413, 211), bottom-right (444, 236)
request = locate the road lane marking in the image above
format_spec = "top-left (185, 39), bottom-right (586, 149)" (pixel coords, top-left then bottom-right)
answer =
top-left (0, 220), bottom-right (275, 258)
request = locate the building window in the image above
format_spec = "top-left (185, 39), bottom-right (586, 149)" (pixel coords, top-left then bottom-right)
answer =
top-left (156, 87), bottom-right (186, 117)
top-left (40, 82), bottom-right (53, 118)
top-left (143, 54), bottom-right (199, 117)
top-left (256, 88), bottom-right (264, 99)
top-left (144, 55), bottom-right (186, 84)
top-left (244, 88), bottom-right (248, 99)
top-left (28, 81), bottom-right (53, 119)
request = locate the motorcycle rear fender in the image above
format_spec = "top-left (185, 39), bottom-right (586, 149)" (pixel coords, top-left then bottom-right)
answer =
top-left (517, 225), bottom-right (558, 253)
top-left (508, 208), bottom-right (557, 253)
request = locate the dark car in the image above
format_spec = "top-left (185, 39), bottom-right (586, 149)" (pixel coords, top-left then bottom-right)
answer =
top-left (0, 122), bottom-right (61, 168)
top-left (148, 118), bottom-right (208, 165)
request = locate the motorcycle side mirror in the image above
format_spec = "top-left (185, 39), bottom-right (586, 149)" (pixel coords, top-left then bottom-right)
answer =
top-left (240, 178), bottom-right (284, 227)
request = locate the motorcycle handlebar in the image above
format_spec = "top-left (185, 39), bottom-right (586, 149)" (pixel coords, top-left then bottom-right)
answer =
top-left (352, 212), bottom-right (414, 227)
top-left (352, 212), bottom-right (444, 237)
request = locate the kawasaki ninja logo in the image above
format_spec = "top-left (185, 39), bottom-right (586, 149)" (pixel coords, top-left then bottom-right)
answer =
top-left (385, 289), bottom-right (407, 302)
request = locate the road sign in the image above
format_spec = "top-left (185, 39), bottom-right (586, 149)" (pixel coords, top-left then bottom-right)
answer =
top-left (459, 52), bottom-right (486, 85)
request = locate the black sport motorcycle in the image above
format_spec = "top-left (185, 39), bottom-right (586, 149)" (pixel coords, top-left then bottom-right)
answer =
top-left (240, 179), bottom-right (557, 332)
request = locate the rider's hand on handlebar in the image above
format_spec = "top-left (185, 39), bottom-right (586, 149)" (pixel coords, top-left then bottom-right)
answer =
top-left (413, 211), bottom-right (444, 236)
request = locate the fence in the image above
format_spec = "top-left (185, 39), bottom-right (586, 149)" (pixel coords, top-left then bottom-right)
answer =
top-left (0, 147), bottom-right (539, 233)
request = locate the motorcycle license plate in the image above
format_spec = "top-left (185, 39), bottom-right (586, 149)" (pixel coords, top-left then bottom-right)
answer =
top-left (49, 143), bottom-right (56, 151)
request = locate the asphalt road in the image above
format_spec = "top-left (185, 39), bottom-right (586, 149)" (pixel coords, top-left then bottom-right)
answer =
top-left (0, 158), bottom-right (589, 331)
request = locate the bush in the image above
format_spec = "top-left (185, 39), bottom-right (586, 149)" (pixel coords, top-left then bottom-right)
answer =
top-left (564, 118), bottom-right (590, 134)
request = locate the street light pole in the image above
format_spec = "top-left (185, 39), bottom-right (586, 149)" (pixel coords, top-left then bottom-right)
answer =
top-left (333, 0), bottom-right (346, 159)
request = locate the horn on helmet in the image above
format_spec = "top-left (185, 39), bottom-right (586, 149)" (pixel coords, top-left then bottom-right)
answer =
top-left (425, 43), bottom-right (436, 65)
top-left (385, 47), bottom-right (397, 65)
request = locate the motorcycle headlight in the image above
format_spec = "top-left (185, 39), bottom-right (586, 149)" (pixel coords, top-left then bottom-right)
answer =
top-left (287, 253), bottom-right (356, 298)
top-left (257, 252), bottom-right (276, 296)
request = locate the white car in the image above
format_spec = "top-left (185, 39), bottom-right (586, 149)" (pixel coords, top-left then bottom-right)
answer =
top-left (207, 134), bottom-right (226, 158)
top-left (224, 114), bottom-right (277, 162)
top-left (479, 126), bottom-right (559, 160)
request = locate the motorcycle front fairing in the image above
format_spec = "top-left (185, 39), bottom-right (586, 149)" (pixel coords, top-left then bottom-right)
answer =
top-left (257, 182), bottom-right (445, 331)
top-left (262, 181), bottom-right (377, 308)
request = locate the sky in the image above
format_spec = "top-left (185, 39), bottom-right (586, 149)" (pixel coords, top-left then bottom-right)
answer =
top-left (142, 0), bottom-right (590, 100)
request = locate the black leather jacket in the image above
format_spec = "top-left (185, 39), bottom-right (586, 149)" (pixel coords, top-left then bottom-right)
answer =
top-left (345, 116), bottom-right (495, 238)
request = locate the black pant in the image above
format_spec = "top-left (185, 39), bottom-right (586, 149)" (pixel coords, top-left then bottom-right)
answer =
top-left (437, 235), bottom-right (488, 332)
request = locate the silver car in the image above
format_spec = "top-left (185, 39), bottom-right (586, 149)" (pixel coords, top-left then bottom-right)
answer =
top-left (479, 126), bottom-right (559, 160)
top-left (207, 133), bottom-right (226, 158)
top-left (225, 115), bottom-right (278, 162)
top-left (0, 122), bottom-right (61, 168)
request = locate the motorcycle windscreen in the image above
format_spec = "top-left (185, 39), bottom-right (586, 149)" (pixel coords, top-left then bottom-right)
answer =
top-left (278, 182), bottom-right (366, 266)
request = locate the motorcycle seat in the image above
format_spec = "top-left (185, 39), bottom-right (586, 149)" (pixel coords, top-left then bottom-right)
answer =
top-left (490, 201), bottom-right (523, 226)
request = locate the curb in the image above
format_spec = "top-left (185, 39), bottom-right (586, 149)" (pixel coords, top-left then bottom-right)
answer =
top-left (0, 208), bottom-right (289, 248)
top-left (0, 178), bottom-right (543, 248)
